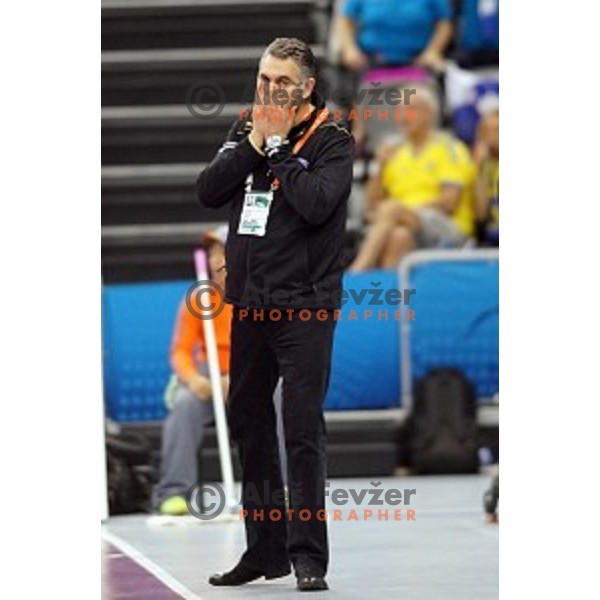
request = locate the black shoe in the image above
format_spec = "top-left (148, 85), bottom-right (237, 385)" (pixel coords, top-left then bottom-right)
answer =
top-left (296, 574), bottom-right (329, 591)
top-left (208, 562), bottom-right (291, 586)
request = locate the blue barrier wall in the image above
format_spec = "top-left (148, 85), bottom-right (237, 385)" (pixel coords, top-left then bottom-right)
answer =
top-left (102, 273), bottom-right (403, 421)
top-left (325, 269), bottom-right (401, 410)
top-left (102, 258), bottom-right (498, 422)
top-left (403, 257), bottom-right (499, 400)
top-left (102, 281), bottom-right (190, 421)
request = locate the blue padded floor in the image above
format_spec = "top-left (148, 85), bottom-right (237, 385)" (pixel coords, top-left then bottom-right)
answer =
top-left (102, 475), bottom-right (498, 599)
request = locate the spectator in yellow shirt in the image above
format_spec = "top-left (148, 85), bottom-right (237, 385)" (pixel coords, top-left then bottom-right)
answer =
top-left (350, 85), bottom-right (475, 271)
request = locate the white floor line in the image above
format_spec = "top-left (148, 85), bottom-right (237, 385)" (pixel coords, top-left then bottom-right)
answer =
top-left (102, 527), bottom-right (203, 600)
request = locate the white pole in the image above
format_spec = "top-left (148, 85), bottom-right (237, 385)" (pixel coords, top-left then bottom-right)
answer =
top-left (194, 249), bottom-right (237, 511)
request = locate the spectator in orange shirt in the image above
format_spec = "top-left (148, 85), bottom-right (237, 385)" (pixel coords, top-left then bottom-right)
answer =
top-left (153, 227), bottom-right (232, 516)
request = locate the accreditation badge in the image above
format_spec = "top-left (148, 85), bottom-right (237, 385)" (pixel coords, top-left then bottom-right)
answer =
top-left (237, 190), bottom-right (274, 237)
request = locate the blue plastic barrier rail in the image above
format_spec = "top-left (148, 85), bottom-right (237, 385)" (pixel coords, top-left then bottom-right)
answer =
top-left (399, 249), bottom-right (499, 409)
top-left (102, 250), bottom-right (498, 422)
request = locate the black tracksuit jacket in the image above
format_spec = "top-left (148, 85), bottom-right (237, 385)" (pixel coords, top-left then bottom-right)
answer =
top-left (196, 98), bottom-right (354, 310)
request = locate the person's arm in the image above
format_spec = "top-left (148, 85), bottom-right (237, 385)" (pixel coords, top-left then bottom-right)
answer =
top-left (426, 19), bottom-right (454, 55)
top-left (267, 127), bottom-right (355, 226)
top-left (196, 118), bottom-right (266, 208)
top-left (414, 0), bottom-right (453, 70)
top-left (423, 138), bottom-right (470, 215)
top-left (414, 21), bottom-right (453, 70)
top-left (365, 171), bottom-right (387, 223)
top-left (169, 302), bottom-right (211, 400)
top-left (365, 142), bottom-right (399, 222)
top-left (472, 138), bottom-right (492, 220)
top-left (337, 0), bottom-right (368, 71)
top-left (338, 16), bottom-right (368, 71)
top-left (425, 184), bottom-right (462, 215)
top-left (474, 164), bottom-right (491, 221)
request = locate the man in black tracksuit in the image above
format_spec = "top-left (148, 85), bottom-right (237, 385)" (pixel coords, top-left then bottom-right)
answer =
top-left (197, 38), bottom-right (353, 591)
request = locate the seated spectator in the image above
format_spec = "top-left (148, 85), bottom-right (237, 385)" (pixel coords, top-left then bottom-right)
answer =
top-left (474, 109), bottom-right (499, 246)
top-left (454, 0), bottom-right (499, 69)
top-left (334, 0), bottom-right (452, 152)
top-left (350, 85), bottom-right (475, 271)
top-left (338, 0), bottom-right (453, 71)
top-left (153, 228), bottom-right (231, 516)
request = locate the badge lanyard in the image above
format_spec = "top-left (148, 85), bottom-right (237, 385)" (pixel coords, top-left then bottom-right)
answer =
top-left (244, 107), bottom-right (330, 193)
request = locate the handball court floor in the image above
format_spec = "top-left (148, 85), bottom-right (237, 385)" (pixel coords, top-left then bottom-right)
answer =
top-left (102, 475), bottom-right (498, 600)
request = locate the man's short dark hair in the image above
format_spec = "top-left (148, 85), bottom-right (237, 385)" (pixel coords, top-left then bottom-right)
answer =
top-left (263, 37), bottom-right (316, 80)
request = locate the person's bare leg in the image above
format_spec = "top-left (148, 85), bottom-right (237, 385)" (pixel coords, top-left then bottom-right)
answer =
top-left (350, 200), bottom-right (413, 272)
top-left (380, 226), bottom-right (414, 268)
top-left (349, 221), bottom-right (396, 272)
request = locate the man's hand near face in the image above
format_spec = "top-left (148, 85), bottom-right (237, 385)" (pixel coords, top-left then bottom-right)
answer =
top-left (251, 103), bottom-right (298, 149)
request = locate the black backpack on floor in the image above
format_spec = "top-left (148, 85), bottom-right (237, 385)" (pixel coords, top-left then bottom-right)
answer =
top-left (106, 432), bottom-right (155, 515)
top-left (408, 368), bottom-right (479, 474)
